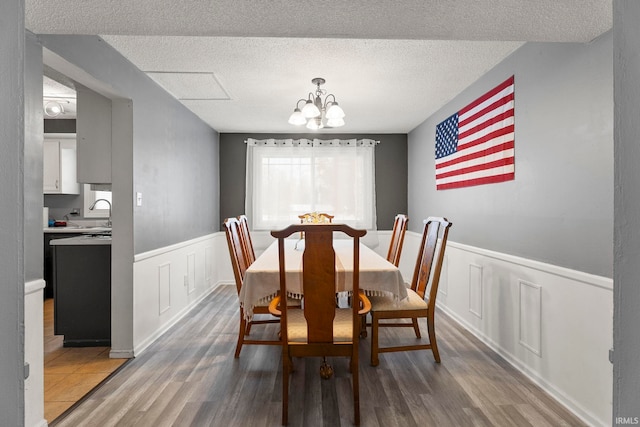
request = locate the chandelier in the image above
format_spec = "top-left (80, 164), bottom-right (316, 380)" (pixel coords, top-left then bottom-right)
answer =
top-left (288, 78), bottom-right (345, 130)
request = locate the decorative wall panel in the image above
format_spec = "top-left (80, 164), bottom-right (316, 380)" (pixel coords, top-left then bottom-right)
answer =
top-left (519, 280), bottom-right (542, 356)
top-left (187, 252), bottom-right (196, 294)
top-left (158, 263), bottom-right (171, 314)
top-left (469, 264), bottom-right (483, 318)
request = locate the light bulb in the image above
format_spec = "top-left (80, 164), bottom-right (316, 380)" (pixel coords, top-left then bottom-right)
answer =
top-left (301, 100), bottom-right (321, 118)
top-left (325, 102), bottom-right (345, 119)
top-left (288, 108), bottom-right (306, 125)
top-left (44, 101), bottom-right (64, 117)
top-left (326, 117), bottom-right (345, 127)
top-left (306, 117), bottom-right (323, 130)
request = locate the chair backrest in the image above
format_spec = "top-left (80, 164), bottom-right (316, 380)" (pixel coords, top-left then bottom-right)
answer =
top-left (237, 214), bottom-right (256, 264)
top-left (386, 214), bottom-right (408, 267)
top-left (223, 217), bottom-right (250, 294)
top-left (298, 212), bottom-right (334, 224)
top-left (272, 223), bottom-right (366, 344)
top-left (410, 217), bottom-right (452, 309)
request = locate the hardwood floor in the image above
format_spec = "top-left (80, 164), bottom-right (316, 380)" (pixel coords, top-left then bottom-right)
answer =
top-left (52, 285), bottom-right (585, 426)
top-left (44, 298), bottom-right (128, 423)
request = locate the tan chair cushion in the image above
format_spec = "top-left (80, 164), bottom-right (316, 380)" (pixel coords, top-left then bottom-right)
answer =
top-left (287, 308), bottom-right (354, 342)
top-left (369, 288), bottom-right (428, 311)
top-left (255, 296), bottom-right (300, 308)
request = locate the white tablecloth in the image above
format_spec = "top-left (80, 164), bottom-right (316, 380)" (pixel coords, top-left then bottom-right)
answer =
top-left (239, 239), bottom-right (408, 319)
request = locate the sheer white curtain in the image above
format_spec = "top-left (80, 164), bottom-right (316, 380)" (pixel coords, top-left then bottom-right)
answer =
top-left (246, 138), bottom-right (377, 233)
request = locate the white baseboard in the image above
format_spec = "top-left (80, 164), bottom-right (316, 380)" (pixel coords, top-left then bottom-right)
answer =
top-left (108, 349), bottom-right (135, 359)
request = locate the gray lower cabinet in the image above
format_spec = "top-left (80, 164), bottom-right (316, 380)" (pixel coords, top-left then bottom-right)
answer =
top-left (52, 240), bottom-right (111, 347)
top-left (44, 232), bottom-right (78, 298)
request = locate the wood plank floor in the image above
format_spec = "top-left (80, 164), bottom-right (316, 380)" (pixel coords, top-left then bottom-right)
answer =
top-left (52, 285), bottom-right (586, 426)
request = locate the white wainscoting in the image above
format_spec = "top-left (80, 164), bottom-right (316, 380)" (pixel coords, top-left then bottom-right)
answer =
top-left (398, 231), bottom-right (612, 427)
top-left (133, 233), bottom-right (229, 356)
top-left (25, 279), bottom-right (47, 427)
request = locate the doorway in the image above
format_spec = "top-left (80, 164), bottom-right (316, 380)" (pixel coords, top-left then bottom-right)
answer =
top-left (41, 52), bottom-right (134, 422)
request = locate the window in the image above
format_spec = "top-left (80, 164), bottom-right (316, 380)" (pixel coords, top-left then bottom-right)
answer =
top-left (83, 184), bottom-right (112, 220)
top-left (246, 138), bottom-right (377, 230)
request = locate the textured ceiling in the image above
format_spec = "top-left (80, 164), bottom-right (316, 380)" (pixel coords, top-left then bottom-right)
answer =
top-left (28, 0), bottom-right (612, 133)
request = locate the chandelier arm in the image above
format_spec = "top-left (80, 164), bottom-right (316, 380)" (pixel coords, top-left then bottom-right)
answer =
top-left (324, 93), bottom-right (337, 108)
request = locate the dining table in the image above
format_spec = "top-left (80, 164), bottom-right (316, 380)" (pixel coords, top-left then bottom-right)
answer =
top-left (239, 238), bottom-right (408, 320)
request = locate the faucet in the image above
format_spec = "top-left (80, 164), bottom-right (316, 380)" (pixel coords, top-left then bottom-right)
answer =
top-left (89, 199), bottom-right (112, 227)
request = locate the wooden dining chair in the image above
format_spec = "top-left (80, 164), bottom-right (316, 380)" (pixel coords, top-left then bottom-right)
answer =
top-left (297, 212), bottom-right (334, 240)
top-left (223, 217), bottom-right (280, 358)
top-left (360, 214), bottom-right (409, 337)
top-left (369, 217), bottom-right (452, 367)
top-left (386, 213), bottom-right (408, 267)
top-left (268, 223), bottom-right (371, 426)
top-left (237, 214), bottom-right (256, 264)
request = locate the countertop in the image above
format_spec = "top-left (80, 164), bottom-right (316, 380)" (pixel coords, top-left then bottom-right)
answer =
top-left (49, 235), bottom-right (112, 246)
top-left (44, 226), bottom-right (112, 234)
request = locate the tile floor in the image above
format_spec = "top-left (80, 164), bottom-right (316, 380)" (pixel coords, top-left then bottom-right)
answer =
top-left (43, 298), bottom-right (127, 423)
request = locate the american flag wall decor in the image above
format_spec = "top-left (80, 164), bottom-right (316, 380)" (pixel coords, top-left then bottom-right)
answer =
top-left (435, 76), bottom-right (515, 190)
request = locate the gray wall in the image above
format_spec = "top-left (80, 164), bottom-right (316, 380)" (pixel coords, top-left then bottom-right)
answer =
top-left (25, 34), bottom-right (44, 283)
top-left (408, 33), bottom-right (613, 278)
top-left (219, 133), bottom-right (407, 231)
top-left (0, 0), bottom-right (25, 424)
top-left (39, 36), bottom-right (220, 254)
top-left (613, 0), bottom-right (640, 422)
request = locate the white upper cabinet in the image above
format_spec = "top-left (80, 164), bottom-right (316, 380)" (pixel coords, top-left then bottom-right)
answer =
top-left (43, 135), bottom-right (80, 194)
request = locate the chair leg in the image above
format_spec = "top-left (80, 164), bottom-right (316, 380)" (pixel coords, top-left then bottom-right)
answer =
top-left (245, 320), bottom-right (253, 336)
top-left (353, 356), bottom-right (360, 425)
top-left (412, 317), bottom-right (421, 338)
top-left (371, 313), bottom-right (380, 367)
top-left (234, 314), bottom-right (246, 358)
top-left (359, 314), bottom-right (368, 338)
top-left (282, 352), bottom-right (290, 425)
top-left (427, 314), bottom-right (440, 363)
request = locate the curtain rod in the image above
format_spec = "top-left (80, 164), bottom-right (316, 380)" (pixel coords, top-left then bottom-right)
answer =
top-left (244, 138), bottom-right (380, 144)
